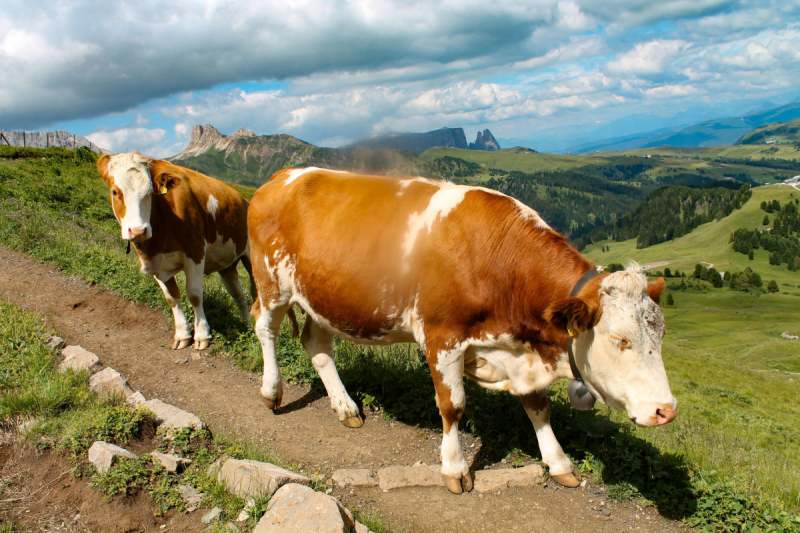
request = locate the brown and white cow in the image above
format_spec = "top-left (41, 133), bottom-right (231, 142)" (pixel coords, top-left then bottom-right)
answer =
top-left (248, 167), bottom-right (677, 494)
top-left (97, 153), bottom-right (255, 350)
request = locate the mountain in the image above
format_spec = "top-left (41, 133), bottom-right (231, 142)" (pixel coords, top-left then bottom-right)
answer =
top-left (345, 127), bottom-right (469, 155)
top-left (169, 124), bottom-right (420, 186)
top-left (737, 118), bottom-right (800, 145)
top-left (0, 130), bottom-right (110, 153)
top-left (571, 101), bottom-right (800, 154)
top-left (469, 129), bottom-right (500, 151)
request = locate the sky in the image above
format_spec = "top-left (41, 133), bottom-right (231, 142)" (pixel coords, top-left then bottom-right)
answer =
top-left (2, 0), bottom-right (800, 157)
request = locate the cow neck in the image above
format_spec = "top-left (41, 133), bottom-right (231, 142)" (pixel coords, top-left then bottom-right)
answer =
top-left (566, 269), bottom-right (600, 382)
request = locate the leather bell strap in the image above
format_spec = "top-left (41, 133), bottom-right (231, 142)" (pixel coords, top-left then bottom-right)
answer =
top-left (566, 268), bottom-right (600, 410)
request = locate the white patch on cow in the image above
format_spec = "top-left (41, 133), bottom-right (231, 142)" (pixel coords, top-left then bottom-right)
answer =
top-left (440, 424), bottom-right (469, 478)
top-left (206, 194), bottom-right (219, 220)
top-left (476, 186), bottom-right (549, 228)
top-left (204, 233), bottom-right (238, 273)
top-left (402, 186), bottom-right (468, 267)
top-left (106, 153), bottom-right (154, 240)
top-left (138, 251), bottom-right (184, 280)
top-left (154, 277), bottom-right (191, 344)
top-left (184, 256), bottom-right (212, 343)
top-left (254, 300), bottom-right (287, 404)
top-left (523, 402), bottom-right (574, 475)
top-left (283, 167), bottom-right (347, 187)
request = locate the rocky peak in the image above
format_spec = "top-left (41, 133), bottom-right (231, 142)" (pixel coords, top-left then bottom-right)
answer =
top-left (233, 128), bottom-right (255, 139)
top-left (469, 129), bottom-right (501, 151)
top-left (189, 124), bottom-right (225, 149)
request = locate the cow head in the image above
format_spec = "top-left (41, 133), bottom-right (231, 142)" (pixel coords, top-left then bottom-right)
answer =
top-left (547, 265), bottom-right (677, 427)
top-left (97, 153), bottom-right (171, 242)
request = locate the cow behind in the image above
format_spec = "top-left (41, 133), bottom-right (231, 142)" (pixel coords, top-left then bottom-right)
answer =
top-left (97, 153), bottom-right (255, 350)
top-left (248, 167), bottom-right (676, 493)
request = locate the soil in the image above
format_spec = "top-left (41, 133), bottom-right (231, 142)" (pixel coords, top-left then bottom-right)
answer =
top-left (0, 246), bottom-right (687, 533)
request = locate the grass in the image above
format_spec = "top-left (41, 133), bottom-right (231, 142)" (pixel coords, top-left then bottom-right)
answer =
top-left (2, 149), bottom-right (800, 531)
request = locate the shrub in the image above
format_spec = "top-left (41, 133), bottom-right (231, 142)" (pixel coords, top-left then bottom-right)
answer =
top-left (767, 280), bottom-right (780, 293)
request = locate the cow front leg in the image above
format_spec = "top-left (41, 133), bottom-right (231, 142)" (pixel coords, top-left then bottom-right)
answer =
top-left (155, 276), bottom-right (192, 350)
top-left (184, 258), bottom-right (212, 350)
top-left (521, 390), bottom-right (581, 487)
top-left (218, 262), bottom-right (250, 322)
top-left (254, 301), bottom-right (288, 409)
top-left (301, 319), bottom-right (362, 427)
top-left (428, 344), bottom-right (472, 494)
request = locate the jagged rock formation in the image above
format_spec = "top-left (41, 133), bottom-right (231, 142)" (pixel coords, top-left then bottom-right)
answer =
top-left (0, 130), bottom-right (111, 153)
top-left (469, 129), bottom-right (501, 151)
top-left (171, 124), bottom-right (421, 186)
top-left (345, 127), bottom-right (469, 155)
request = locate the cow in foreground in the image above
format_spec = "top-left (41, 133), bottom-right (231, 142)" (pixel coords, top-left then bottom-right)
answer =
top-left (97, 153), bottom-right (255, 350)
top-left (248, 167), bottom-right (676, 493)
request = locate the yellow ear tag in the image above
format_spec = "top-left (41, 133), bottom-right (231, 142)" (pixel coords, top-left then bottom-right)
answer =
top-left (567, 323), bottom-right (574, 337)
top-left (159, 185), bottom-right (168, 195)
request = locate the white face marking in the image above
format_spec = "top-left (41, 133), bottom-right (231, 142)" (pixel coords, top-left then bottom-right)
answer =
top-left (106, 153), bottom-right (154, 240)
top-left (402, 185), bottom-right (468, 267)
top-left (575, 267), bottom-right (676, 426)
top-left (206, 194), bottom-right (219, 220)
top-left (283, 166), bottom-right (347, 186)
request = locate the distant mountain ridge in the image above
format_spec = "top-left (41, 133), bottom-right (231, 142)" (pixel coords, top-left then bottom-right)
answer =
top-left (346, 127), bottom-right (501, 154)
top-left (737, 118), bottom-right (800, 145)
top-left (0, 129), bottom-right (110, 153)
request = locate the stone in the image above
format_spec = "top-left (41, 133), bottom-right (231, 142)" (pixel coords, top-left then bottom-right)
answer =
top-left (253, 484), bottom-right (354, 533)
top-left (126, 391), bottom-right (146, 406)
top-left (140, 399), bottom-right (203, 430)
top-left (377, 465), bottom-right (444, 491)
top-left (208, 455), bottom-right (231, 478)
top-left (88, 441), bottom-right (137, 474)
top-left (191, 351), bottom-right (202, 360)
top-left (17, 419), bottom-right (38, 433)
top-left (89, 367), bottom-right (134, 398)
top-left (218, 459), bottom-right (311, 498)
top-left (151, 451), bottom-right (192, 473)
top-left (331, 469), bottom-right (377, 489)
top-left (226, 522), bottom-right (240, 532)
top-left (46, 335), bottom-right (65, 351)
top-left (355, 522), bottom-right (374, 533)
top-left (473, 465), bottom-right (545, 493)
top-left (58, 346), bottom-right (101, 373)
top-left (202, 507), bottom-right (224, 524)
top-left (178, 484), bottom-right (204, 512)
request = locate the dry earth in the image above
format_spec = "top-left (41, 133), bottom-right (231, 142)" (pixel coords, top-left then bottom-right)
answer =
top-left (0, 246), bottom-right (686, 533)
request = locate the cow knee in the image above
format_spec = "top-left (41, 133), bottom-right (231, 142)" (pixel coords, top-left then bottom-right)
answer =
top-left (188, 295), bottom-right (201, 308)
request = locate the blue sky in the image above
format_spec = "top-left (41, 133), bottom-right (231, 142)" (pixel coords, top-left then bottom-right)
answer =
top-left (2, 0), bottom-right (800, 156)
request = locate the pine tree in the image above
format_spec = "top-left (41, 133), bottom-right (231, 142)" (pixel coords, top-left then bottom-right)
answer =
top-left (665, 293), bottom-right (674, 306)
top-left (763, 214), bottom-right (770, 225)
top-left (749, 250), bottom-right (754, 260)
top-left (767, 280), bottom-right (779, 293)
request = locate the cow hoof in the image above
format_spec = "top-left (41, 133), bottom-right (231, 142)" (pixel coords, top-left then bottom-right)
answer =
top-left (443, 475), bottom-right (463, 494)
top-left (262, 397), bottom-right (281, 410)
top-left (172, 338), bottom-right (192, 350)
top-left (551, 467), bottom-right (582, 488)
top-left (341, 416), bottom-right (363, 428)
top-left (194, 339), bottom-right (210, 350)
top-left (462, 471), bottom-right (474, 492)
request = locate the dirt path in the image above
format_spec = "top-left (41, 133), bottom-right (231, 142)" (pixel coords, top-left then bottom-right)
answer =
top-left (0, 246), bottom-right (685, 533)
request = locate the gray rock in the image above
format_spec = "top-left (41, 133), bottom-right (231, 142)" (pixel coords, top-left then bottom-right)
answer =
top-left (331, 469), bottom-right (377, 489)
top-left (58, 346), bottom-right (101, 373)
top-left (226, 522), bottom-right (240, 532)
top-left (89, 367), bottom-right (134, 398)
top-left (126, 391), bottom-right (146, 406)
top-left (377, 465), bottom-right (443, 491)
top-left (178, 484), bottom-right (204, 512)
top-left (473, 464), bottom-right (545, 493)
top-left (218, 459), bottom-right (310, 498)
top-left (601, 508), bottom-right (611, 517)
top-left (140, 399), bottom-right (203, 430)
top-left (355, 522), bottom-right (374, 533)
top-left (253, 484), bottom-right (354, 533)
top-left (46, 335), bottom-right (65, 351)
top-left (202, 507), bottom-right (224, 524)
top-left (87, 441), bottom-right (137, 474)
top-left (151, 451), bottom-right (192, 473)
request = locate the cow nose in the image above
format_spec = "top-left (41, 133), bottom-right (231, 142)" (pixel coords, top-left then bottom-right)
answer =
top-left (128, 227), bottom-right (148, 241)
top-left (655, 406), bottom-right (677, 425)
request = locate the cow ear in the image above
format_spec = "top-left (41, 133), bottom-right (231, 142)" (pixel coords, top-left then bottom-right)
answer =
top-left (150, 164), bottom-right (179, 195)
top-left (647, 278), bottom-right (665, 304)
top-left (97, 155), bottom-right (112, 186)
top-left (545, 297), bottom-right (600, 335)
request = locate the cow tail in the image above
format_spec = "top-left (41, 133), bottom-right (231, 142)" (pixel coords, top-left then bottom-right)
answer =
top-left (286, 307), bottom-right (300, 338)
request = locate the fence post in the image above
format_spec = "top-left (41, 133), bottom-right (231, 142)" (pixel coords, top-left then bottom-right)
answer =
top-left (23, 132), bottom-right (25, 148)
top-left (47, 133), bottom-right (49, 149)
top-left (73, 134), bottom-right (76, 150)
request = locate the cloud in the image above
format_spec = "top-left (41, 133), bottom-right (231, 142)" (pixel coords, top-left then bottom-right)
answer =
top-left (86, 127), bottom-right (180, 158)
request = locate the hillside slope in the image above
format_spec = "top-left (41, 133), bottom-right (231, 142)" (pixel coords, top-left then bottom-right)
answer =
top-left (737, 118), bottom-right (800, 145)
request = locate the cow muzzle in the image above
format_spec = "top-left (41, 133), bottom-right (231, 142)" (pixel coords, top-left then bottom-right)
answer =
top-left (630, 401), bottom-right (678, 427)
top-left (126, 226), bottom-right (150, 242)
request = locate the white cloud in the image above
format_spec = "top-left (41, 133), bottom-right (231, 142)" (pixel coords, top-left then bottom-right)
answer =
top-left (87, 127), bottom-right (174, 158)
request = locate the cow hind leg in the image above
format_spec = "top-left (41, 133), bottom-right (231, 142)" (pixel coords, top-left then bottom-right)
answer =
top-left (239, 252), bottom-right (258, 302)
top-left (184, 258), bottom-right (212, 350)
top-left (155, 276), bottom-right (192, 350)
top-left (301, 319), bottom-right (362, 427)
top-left (218, 262), bottom-right (250, 322)
top-left (254, 301), bottom-right (289, 409)
top-left (428, 345), bottom-right (472, 494)
top-left (521, 391), bottom-right (581, 487)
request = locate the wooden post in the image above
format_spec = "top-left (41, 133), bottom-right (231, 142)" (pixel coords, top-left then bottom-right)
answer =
top-left (23, 132), bottom-right (25, 148)
top-left (73, 134), bottom-right (76, 150)
top-left (47, 133), bottom-right (49, 149)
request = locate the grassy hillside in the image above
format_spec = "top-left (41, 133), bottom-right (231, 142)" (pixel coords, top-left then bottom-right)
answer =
top-left (738, 118), bottom-right (800, 145)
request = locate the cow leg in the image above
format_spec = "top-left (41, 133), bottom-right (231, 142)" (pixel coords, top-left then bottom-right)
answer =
top-left (239, 252), bottom-right (258, 302)
top-left (428, 344), bottom-right (472, 494)
top-left (218, 262), bottom-right (250, 322)
top-left (254, 301), bottom-right (289, 409)
top-left (154, 276), bottom-right (192, 350)
top-left (184, 258), bottom-right (212, 350)
top-left (301, 319), bottom-right (362, 427)
top-left (521, 390), bottom-right (581, 487)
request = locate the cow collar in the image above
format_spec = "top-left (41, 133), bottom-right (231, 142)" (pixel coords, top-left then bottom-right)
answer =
top-left (566, 268), bottom-right (600, 411)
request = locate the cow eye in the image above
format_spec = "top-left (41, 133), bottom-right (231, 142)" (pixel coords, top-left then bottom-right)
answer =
top-left (111, 190), bottom-right (117, 196)
top-left (609, 334), bottom-right (630, 349)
